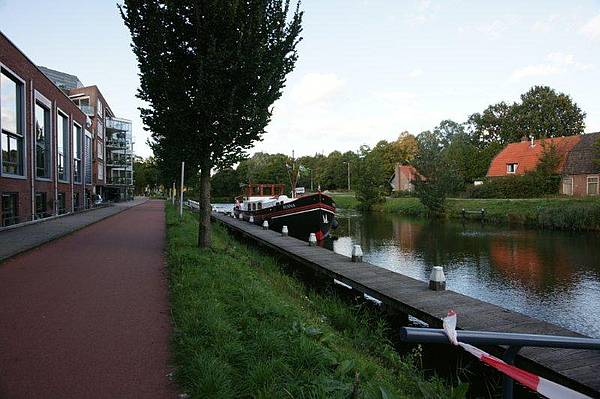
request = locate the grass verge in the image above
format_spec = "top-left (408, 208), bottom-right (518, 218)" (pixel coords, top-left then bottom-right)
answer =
top-left (166, 204), bottom-right (465, 398)
top-left (333, 195), bottom-right (600, 231)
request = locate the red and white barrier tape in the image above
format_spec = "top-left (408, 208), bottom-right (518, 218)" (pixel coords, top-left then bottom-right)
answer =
top-left (443, 310), bottom-right (591, 399)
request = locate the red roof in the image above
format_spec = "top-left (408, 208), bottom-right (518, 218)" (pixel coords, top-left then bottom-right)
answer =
top-left (399, 165), bottom-right (420, 180)
top-left (487, 136), bottom-right (582, 177)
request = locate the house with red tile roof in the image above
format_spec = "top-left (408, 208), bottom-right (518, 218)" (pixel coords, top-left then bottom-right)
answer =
top-left (389, 164), bottom-right (421, 192)
top-left (486, 133), bottom-right (600, 196)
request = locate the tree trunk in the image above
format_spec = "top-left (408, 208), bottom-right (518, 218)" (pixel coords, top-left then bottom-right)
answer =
top-left (197, 163), bottom-right (212, 248)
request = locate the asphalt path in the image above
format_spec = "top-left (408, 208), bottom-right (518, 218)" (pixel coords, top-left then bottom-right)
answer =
top-left (0, 200), bottom-right (176, 398)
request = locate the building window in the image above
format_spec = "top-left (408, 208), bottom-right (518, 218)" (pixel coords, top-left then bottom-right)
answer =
top-left (562, 177), bottom-right (573, 196)
top-left (506, 163), bottom-right (518, 174)
top-left (57, 112), bottom-right (69, 181)
top-left (84, 133), bottom-right (92, 184)
top-left (58, 192), bottom-right (66, 214)
top-left (35, 192), bottom-right (48, 219)
top-left (97, 119), bottom-right (104, 139)
top-left (1, 192), bottom-right (18, 226)
top-left (35, 103), bottom-right (51, 178)
top-left (98, 163), bottom-right (104, 180)
top-left (587, 176), bottom-right (599, 196)
top-left (97, 140), bottom-right (103, 160)
top-left (97, 99), bottom-right (103, 118)
top-left (73, 192), bottom-right (80, 212)
top-left (1, 71), bottom-right (24, 175)
top-left (73, 124), bottom-right (82, 183)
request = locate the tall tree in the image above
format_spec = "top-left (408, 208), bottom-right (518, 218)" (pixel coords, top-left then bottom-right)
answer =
top-left (468, 86), bottom-right (586, 146)
top-left (515, 86), bottom-right (586, 139)
top-left (121, 0), bottom-right (303, 247)
top-left (412, 131), bottom-right (460, 216)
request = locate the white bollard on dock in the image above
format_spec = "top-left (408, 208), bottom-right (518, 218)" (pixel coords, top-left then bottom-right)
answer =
top-left (351, 245), bottom-right (363, 262)
top-left (429, 266), bottom-right (446, 291)
top-left (249, 216), bottom-right (254, 223)
top-left (262, 220), bottom-right (269, 230)
top-left (308, 233), bottom-right (317, 246)
top-left (281, 225), bottom-right (288, 236)
top-left (238, 213), bottom-right (243, 220)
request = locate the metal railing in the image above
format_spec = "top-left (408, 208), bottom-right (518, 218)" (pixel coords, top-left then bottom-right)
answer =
top-left (400, 327), bottom-right (600, 399)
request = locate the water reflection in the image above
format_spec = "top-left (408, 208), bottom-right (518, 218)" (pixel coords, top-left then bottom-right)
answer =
top-left (330, 210), bottom-right (600, 338)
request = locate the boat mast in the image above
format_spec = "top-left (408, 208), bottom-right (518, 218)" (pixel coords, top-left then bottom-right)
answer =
top-left (288, 150), bottom-right (298, 199)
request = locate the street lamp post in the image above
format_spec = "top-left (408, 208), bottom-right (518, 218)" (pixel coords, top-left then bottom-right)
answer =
top-left (343, 161), bottom-right (351, 191)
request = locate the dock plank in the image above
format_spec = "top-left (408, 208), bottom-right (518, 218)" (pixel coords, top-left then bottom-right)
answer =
top-left (212, 212), bottom-right (600, 395)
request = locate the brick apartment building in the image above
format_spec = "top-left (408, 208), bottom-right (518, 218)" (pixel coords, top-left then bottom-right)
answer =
top-left (0, 31), bottom-right (133, 227)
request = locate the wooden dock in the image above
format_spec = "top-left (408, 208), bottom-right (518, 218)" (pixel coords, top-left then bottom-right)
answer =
top-left (212, 212), bottom-right (600, 396)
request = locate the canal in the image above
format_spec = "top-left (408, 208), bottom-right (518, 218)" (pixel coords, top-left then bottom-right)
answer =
top-left (329, 209), bottom-right (600, 338)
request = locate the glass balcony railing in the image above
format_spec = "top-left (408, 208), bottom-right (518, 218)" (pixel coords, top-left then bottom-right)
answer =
top-left (107, 177), bottom-right (133, 186)
top-left (106, 117), bottom-right (132, 132)
top-left (105, 140), bottom-right (130, 149)
top-left (78, 105), bottom-right (95, 116)
top-left (106, 158), bottom-right (132, 167)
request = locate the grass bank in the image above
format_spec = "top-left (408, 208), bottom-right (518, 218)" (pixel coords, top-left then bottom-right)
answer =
top-left (165, 204), bottom-right (464, 398)
top-left (333, 195), bottom-right (600, 231)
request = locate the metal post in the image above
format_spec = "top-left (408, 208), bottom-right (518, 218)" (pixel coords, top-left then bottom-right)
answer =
top-left (347, 161), bottom-right (351, 191)
top-left (501, 346), bottom-right (521, 399)
top-left (179, 162), bottom-right (185, 218)
top-left (172, 181), bottom-right (175, 205)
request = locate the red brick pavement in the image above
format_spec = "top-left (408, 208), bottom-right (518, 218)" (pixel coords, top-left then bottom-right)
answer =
top-left (0, 200), bottom-right (176, 398)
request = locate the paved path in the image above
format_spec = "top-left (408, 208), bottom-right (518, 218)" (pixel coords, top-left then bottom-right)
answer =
top-left (0, 198), bottom-right (148, 262)
top-left (0, 200), bottom-right (176, 398)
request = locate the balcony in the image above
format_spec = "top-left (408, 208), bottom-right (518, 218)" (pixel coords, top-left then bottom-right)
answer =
top-left (106, 117), bottom-right (132, 132)
top-left (106, 177), bottom-right (133, 186)
top-left (105, 140), bottom-right (130, 149)
top-left (106, 157), bottom-right (132, 167)
top-left (78, 105), bottom-right (95, 116)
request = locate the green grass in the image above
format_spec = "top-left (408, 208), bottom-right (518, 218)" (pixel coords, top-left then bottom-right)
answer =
top-left (333, 194), bottom-right (600, 230)
top-left (331, 194), bottom-right (360, 210)
top-left (166, 204), bottom-right (465, 398)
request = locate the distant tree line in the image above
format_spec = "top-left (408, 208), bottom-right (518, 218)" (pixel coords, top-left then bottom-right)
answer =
top-left (207, 85), bottom-right (586, 214)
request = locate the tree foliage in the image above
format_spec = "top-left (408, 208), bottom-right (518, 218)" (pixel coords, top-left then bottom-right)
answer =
top-left (412, 131), bottom-right (461, 216)
top-left (121, 0), bottom-right (303, 246)
top-left (468, 86), bottom-right (586, 146)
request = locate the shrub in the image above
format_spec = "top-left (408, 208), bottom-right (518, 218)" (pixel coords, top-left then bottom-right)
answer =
top-left (465, 173), bottom-right (561, 199)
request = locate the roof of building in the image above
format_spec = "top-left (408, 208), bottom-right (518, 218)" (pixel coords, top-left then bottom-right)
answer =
top-left (486, 135), bottom-right (582, 177)
top-left (38, 66), bottom-right (84, 91)
top-left (398, 165), bottom-right (420, 179)
top-left (562, 132), bottom-right (600, 175)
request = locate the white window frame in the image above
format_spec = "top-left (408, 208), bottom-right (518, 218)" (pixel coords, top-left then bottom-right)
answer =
top-left (506, 163), bottom-right (518, 174)
top-left (0, 64), bottom-right (27, 179)
top-left (587, 176), bottom-right (599, 196)
top-left (73, 121), bottom-right (83, 184)
top-left (562, 177), bottom-right (573, 196)
top-left (34, 91), bottom-right (53, 181)
top-left (56, 108), bottom-right (70, 182)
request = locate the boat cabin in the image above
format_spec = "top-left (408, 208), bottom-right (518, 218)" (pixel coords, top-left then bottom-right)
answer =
top-left (237, 183), bottom-right (291, 212)
top-left (242, 183), bottom-right (286, 198)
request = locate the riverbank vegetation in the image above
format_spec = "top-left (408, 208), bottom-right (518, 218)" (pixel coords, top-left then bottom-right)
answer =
top-left (204, 86), bottom-right (587, 218)
top-left (333, 195), bottom-right (600, 231)
top-left (165, 205), bottom-right (465, 398)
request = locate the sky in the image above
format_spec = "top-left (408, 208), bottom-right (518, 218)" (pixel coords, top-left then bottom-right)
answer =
top-left (1, 0), bottom-right (599, 159)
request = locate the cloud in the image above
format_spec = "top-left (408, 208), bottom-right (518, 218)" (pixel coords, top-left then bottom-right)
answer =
top-left (407, 0), bottom-right (436, 26)
top-left (478, 20), bottom-right (508, 39)
top-left (580, 14), bottom-right (600, 41)
top-left (408, 69), bottom-right (424, 78)
top-left (531, 15), bottom-right (559, 33)
top-left (290, 73), bottom-right (344, 105)
top-left (509, 52), bottom-right (594, 81)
